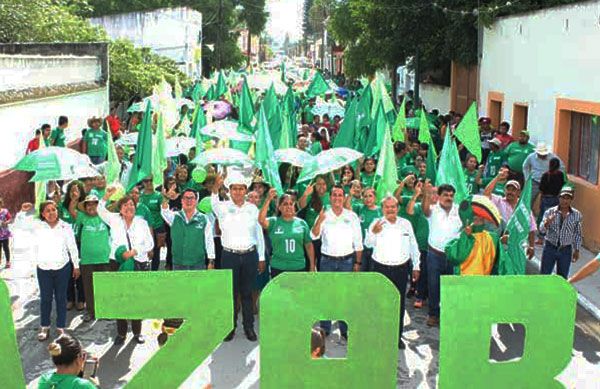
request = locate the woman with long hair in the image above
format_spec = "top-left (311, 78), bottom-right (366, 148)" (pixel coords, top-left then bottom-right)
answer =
top-left (38, 334), bottom-right (98, 388)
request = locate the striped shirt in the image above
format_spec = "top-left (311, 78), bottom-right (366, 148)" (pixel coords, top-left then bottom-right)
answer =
top-left (539, 206), bottom-right (582, 250)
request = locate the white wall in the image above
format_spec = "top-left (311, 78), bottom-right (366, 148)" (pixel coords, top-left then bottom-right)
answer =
top-left (480, 1), bottom-right (600, 146)
top-left (420, 83), bottom-right (451, 114)
top-left (0, 55), bottom-right (100, 92)
top-left (0, 88), bottom-right (109, 170)
top-left (90, 7), bottom-right (202, 77)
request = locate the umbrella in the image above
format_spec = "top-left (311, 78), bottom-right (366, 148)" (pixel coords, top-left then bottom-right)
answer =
top-left (274, 148), bottom-right (314, 167)
top-left (115, 132), bottom-right (138, 146)
top-left (200, 120), bottom-right (254, 142)
top-left (177, 98), bottom-right (194, 109)
top-left (311, 101), bottom-right (345, 118)
top-left (297, 148), bottom-right (363, 183)
top-left (166, 137), bottom-right (196, 157)
top-left (14, 147), bottom-right (99, 182)
top-left (191, 148), bottom-right (254, 167)
top-left (207, 101), bottom-right (233, 120)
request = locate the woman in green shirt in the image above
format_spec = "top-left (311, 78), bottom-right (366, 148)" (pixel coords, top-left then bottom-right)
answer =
top-left (259, 188), bottom-right (315, 277)
top-left (298, 176), bottom-right (330, 269)
top-left (38, 334), bottom-right (98, 388)
top-left (71, 195), bottom-right (111, 322)
top-left (139, 176), bottom-right (166, 271)
top-left (351, 187), bottom-right (381, 271)
top-left (360, 157), bottom-right (377, 188)
top-left (463, 154), bottom-right (484, 195)
top-left (61, 180), bottom-right (86, 311)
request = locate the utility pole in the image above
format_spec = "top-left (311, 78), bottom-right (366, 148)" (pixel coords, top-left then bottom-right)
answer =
top-left (217, 0), bottom-right (223, 70)
top-left (414, 47), bottom-right (420, 110)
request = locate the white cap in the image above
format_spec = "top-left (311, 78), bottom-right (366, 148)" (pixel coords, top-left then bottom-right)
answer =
top-left (224, 167), bottom-right (252, 189)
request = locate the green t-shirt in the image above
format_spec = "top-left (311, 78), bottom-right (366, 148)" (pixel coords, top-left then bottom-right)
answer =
top-left (58, 202), bottom-right (76, 225)
top-left (139, 191), bottom-right (164, 229)
top-left (50, 127), bottom-right (66, 147)
top-left (504, 142), bottom-right (534, 173)
top-left (302, 193), bottom-right (330, 230)
top-left (399, 201), bottom-right (429, 251)
top-left (83, 129), bottom-right (108, 158)
top-left (38, 372), bottom-right (96, 389)
top-left (135, 202), bottom-right (153, 225)
top-left (267, 217), bottom-right (311, 270)
top-left (90, 188), bottom-right (106, 199)
top-left (304, 106), bottom-right (315, 124)
top-left (360, 172), bottom-right (375, 188)
top-left (309, 141), bottom-right (322, 156)
top-left (75, 213), bottom-right (110, 265)
top-left (352, 204), bottom-right (382, 243)
top-left (464, 169), bottom-right (481, 194)
top-left (485, 150), bottom-right (505, 178)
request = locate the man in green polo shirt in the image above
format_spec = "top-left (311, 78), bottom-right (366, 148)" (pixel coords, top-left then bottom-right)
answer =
top-left (160, 188), bottom-right (215, 270)
top-left (503, 130), bottom-right (534, 179)
top-left (50, 116), bottom-right (68, 147)
top-left (74, 194), bottom-right (111, 322)
top-left (82, 117), bottom-right (108, 164)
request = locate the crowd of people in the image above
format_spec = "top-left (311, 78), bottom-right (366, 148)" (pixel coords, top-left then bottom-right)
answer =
top-left (6, 72), bottom-right (600, 388)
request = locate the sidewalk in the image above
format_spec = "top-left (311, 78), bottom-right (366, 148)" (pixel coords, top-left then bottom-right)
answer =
top-left (532, 244), bottom-right (600, 320)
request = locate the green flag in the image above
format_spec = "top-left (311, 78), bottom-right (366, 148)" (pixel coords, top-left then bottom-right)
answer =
top-left (454, 102), bottom-right (482, 162)
top-left (189, 101), bottom-right (207, 139)
top-left (370, 74), bottom-right (395, 118)
top-left (356, 85), bottom-right (373, 130)
top-left (302, 68), bottom-right (310, 81)
top-left (283, 87), bottom-right (295, 116)
top-left (498, 178), bottom-right (533, 275)
top-left (364, 103), bottom-right (387, 157)
top-left (238, 78), bottom-right (255, 133)
top-left (190, 82), bottom-right (204, 103)
top-left (425, 138), bottom-right (438, 184)
top-left (127, 102), bottom-right (153, 191)
top-left (332, 99), bottom-right (357, 149)
top-left (392, 98), bottom-right (406, 142)
top-left (104, 120), bottom-right (121, 185)
top-left (278, 107), bottom-right (296, 150)
top-left (34, 133), bottom-right (47, 212)
top-left (436, 129), bottom-right (468, 204)
top-left (152, 112), bottom-right (167, 188)
top-left (263, 84), bottom-right (278, 120)
top-left (174, 75), bottom-right (182, 99)
top-left (214, 71), bottom-right (227, 98)
top-left (205, 85), bottom-right (215, 101)
top-left (418, 110), bottom-right (432, 144)
top-left (255, 106), bottom-right (284, 195)
top-left (305, 71), bottom-right (330, 99)
top-left (374, 125), bottom-right (398, 203)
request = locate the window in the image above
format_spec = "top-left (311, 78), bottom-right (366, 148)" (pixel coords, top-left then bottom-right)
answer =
top-left (568, 112), bottom-right (600, 184)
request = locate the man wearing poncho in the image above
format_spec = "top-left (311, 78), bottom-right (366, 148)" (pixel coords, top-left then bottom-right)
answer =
top-left (445, 195), bottom-right (503, 275)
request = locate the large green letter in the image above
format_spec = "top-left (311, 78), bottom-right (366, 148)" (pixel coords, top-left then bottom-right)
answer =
top-left (260, 273), bottom-right (400, 389)
top-left (0, 279), bottom-right (26, 388)
top-left (94, 270), bottom-right (233, 388)
top-left (439, 275), bottom-right (576, 388)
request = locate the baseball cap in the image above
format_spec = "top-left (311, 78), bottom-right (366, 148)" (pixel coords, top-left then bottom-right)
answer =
top-left (83, 194), bottom-right (99, 203)
top-left (559, 186), bottom-right (574, 198)
top-left (506, 180), bottom-right (521, 190)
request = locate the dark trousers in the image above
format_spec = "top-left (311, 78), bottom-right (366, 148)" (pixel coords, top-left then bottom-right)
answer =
top-left (222, 249), bottom-right (258, 330)
top-left (115, 260), bottom-right (148, 336)
top-left (372, 261), bottom-right (409, 337)
top-left (80, 262), bottom-right (112, 318)
top-left (214, 237), bottom-right (223, 269)
top-left (150, 226), bottom-right (165, 271)
top-left (0, 239), bottom-right (9, 263)
top-left (416, 250), bottom-right (428, 300)
top-left (427, 248), bottom-right (454, 318)
top-left (308, 239), bottom-right (322, 271)
top-left (165, 224), bottom-right (173, 269)
top-left (362, 248), bottom-right (373, 272)
top-left (537, 196), bottom-right (559, 232)
top-left (67, 263), bottom-right (85, 304)
top-left (541, 243), bottom-right (572, 279)
top-left (37, 262), bottom-right (71, 328)
top-left (270, 267), bottom-right (302, 279)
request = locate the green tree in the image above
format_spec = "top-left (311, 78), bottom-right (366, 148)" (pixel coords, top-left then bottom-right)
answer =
top-left (239, 0), bottom-right (269, 66)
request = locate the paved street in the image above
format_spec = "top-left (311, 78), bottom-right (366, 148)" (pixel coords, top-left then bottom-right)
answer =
top-left (3, 230), bottom-right (600, 388)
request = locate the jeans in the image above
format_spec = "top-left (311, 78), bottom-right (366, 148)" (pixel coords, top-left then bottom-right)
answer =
top-left (372, 261), bottom-right (409, 337)
top-left (222, 249), bottom-right (258, 330)
top-left (116, 261), bottom-right (148, 336)
top-left (89, 155), bottom-right (106, 165)
top-left (80, 263), bottom-right (112, 319)
top-left (427, 248), bottom-right (454, 318)
top-left (319, 254), bottom-right (354, 337)
top-left (538, 196), bottom-right (559, 232)
top-left (67, 262), bottom-right (85, 304)
top-left (37, 262), bottom-right (71, 328)
top-left (541, 242), bottom-right (572, 279)
top-left (416, 250), bottom-right (428, 301)
top-left (173, 263), bottom-right (205, 271)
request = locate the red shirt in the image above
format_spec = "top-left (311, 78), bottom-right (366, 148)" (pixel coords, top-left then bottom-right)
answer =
top-left (495, 133), bottom-right (514, 149)
top-left (26, 137), bottom-right (40, 154)
top-left (106, 115), bottom-right (121, 137)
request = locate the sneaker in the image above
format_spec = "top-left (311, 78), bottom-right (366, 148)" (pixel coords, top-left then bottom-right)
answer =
top-left (134, 334), bottom-right (145, 344)
top-left (426, 316), bottom-right (439, 327)
top-left (414, 299), bottom-right (423, 309)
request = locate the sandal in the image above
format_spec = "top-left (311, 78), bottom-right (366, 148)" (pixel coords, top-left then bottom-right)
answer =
top-left (37, 327), bottom-right (50, 341)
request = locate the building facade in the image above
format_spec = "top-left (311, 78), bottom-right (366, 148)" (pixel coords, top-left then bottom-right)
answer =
top-left (479, 0), bottom-right (600, 249)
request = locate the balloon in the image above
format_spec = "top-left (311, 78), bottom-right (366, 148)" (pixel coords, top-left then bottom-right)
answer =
top-left (191, 167), bottom-right (207, 183)
top-left (110, 183), bottom-right (126, 202)
top-left (197, 196), bottom-right (212, 214)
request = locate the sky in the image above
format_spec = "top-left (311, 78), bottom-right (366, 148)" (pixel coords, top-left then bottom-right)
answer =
top-left (266, 0), bottom-right (302, 45)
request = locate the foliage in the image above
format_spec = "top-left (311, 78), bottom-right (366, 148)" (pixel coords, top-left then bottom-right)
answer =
top-left (327, 0), bottom-right (584, 78)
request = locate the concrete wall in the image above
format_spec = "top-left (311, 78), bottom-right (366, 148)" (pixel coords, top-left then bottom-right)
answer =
top-left (90, 7), bottom-right (202, 77)
top-left (420, 83), bottom-right (451, 114)
top-left (479, 1), bottom-right (600, 145)
top-left (0, 88), bottom-right (109, 170)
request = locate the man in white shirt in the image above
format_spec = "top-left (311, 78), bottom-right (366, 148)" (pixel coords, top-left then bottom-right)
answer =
top-left (311, 184), bottom-right (363, 340)
top-left (366, 196), bottom-right (420, 349)
top-left (422, 183), bottom-right (462, 327)
top-left (211, 170), bottom-right (265, 342)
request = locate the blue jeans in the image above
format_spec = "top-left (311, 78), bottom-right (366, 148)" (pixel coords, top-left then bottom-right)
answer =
top-left (319, 254), bottom-right (354, 336)
top-left (173, 263), bottom-right (205, 270)
top-left (37, 262), bottom-right (72, 328)
top-left (427, 248), bottom-right (454, 318)
top-left (89, 155), bottom-right (106, 165)
top-left (416, 250), bottom-right (428, 301)
top-left (538, 196), bottom-right (559, 233)
top-left (541, 242), bottom-right (572, 279)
